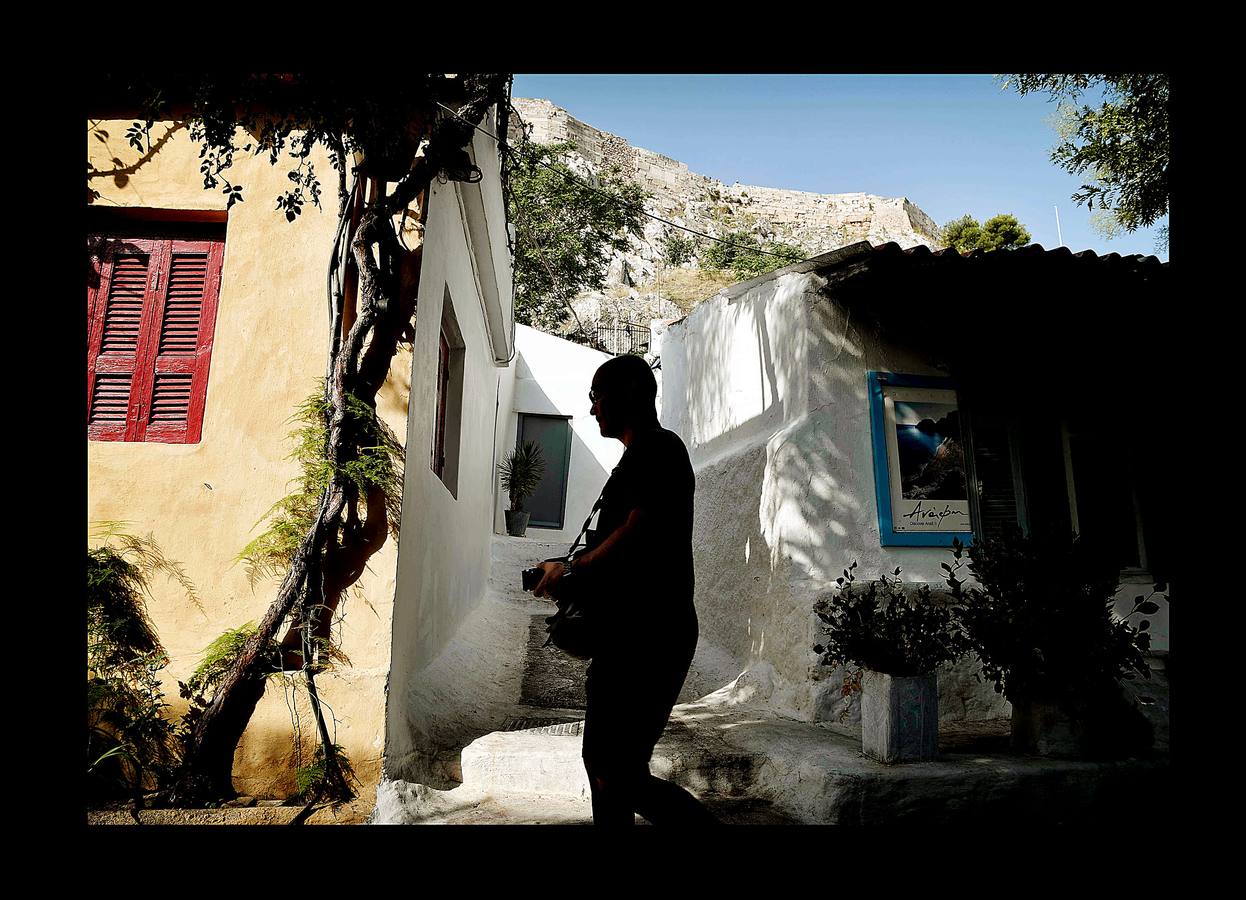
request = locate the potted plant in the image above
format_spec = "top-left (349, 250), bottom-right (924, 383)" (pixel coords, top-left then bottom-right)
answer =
top-left (814, 562), bottom-right (964, 763)
top-left (497, 440), bottom-right (545, 537)
top-left (944, 531), bottom-right (1165, 758)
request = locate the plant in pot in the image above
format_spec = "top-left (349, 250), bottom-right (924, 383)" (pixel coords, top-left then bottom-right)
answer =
top-left (814, 562), bottom-right (965, 764)
top-left (944, 530), bottom-right (1166, 759)
top-left (498, 440), bottom-right (545, 537)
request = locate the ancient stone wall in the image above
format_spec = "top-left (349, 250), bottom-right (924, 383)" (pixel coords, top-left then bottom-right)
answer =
top-left (508, 97), bottom-right (944, 327)
top-left (510, 97), bottom-right (943, 252)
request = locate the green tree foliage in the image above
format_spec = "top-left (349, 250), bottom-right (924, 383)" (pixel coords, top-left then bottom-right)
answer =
top-left (236, 384), bottom-right (404, 588)
top-left (497, 440), bottom-right (545, 512)
top-left (1000, 74), bottom-right (1169, 248)
top-left (87, 526), bottom-right (198, 801)
top-left (701, 230), bottom-right (805, 279)
top-left (941, 213), bottom-right (1031, 253)
top-left (662, 230), bottom-right (698, 267)
top-left (507, 141), bottom-right (647, 333)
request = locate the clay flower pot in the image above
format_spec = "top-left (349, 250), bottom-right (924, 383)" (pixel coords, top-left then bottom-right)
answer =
top-left (505, 509), bottom-right (531, 537)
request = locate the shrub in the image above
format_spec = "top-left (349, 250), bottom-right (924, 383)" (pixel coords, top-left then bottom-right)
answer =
top-left (703, 229), bottom-right (804, 280)
top-left (944, 531), bottom-right (1164, 703)
top-left (814, 562), bottom-right (965, 677)
top-left (86, 527), bottom-right (197, 801)
top-left (663, 231), bottom-right (698, 267)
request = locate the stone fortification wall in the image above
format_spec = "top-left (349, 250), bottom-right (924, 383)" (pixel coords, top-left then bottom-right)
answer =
top-left (509, 98), bottom-right (718, 214)
top-left (509, 97), bottom-right (944, 264)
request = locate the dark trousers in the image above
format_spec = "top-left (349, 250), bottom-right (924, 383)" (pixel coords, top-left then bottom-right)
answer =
top-left (581, 628), bottom-right (720, 826)
top-left (582, 756), bottom-right (721, 825)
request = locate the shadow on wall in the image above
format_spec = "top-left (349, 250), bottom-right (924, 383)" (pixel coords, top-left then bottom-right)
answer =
top-left (506, 331), bottom-right (619, 541)
top-left (394, 376), bottom-right (610, 787)
top-left (678, 274), bottom-right (1009, 724)
top-left (231, 690), bottom-right (383, 801)
top-left (676, 274), bottom-right (898, 722)
top-left (522, 424), bottom-right (611, 537)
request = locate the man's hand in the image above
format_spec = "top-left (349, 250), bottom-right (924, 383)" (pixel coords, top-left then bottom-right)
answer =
top-left (533, 560), bottom-right (566, 600)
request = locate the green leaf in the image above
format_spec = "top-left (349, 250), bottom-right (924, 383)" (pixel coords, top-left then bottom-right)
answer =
top-left (1136, 601), bottom-right (1160, 615)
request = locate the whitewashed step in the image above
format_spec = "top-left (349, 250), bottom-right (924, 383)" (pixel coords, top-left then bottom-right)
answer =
top-left (372, 778), bottom-right (799, 825)
top-left (460, 729), bottom-right (591, 799)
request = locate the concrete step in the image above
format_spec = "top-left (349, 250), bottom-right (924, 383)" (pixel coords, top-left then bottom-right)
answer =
top-left (459, 707), bottom-right (767, 802)
top-left (372, 779), bottom-right (798, 825)
top-left (446, 698), bottom-right (1170, 824)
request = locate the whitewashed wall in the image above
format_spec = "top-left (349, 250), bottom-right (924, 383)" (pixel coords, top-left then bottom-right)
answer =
top-left (662, 265), bottom-right (1167, 726)
top-left (384, 118), bottom-right (517, 781)
top-left (662, 269), bottom-right (1003, 723)
top-left (496, 324), bottom-right (623, 544)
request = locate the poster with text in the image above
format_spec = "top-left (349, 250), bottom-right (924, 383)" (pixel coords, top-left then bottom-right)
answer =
top-left (883, 386), bottom-right (970, 533)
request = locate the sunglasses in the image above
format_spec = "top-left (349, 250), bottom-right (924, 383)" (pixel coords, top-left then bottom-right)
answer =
top-left (589, 389), bottom-right (603, 404)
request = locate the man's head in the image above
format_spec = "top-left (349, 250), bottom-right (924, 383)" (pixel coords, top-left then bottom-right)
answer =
top-left (590, 354), bottom-right (659, 440)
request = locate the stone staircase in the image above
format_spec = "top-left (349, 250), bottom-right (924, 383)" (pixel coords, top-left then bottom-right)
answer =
top-left (371, 536), bottom-right (1171, 825)
top-left (374, 535), bottom-right (802, 824)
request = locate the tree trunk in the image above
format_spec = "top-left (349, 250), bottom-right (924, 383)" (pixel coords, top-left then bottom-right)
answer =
top-left (170, 76), bottom-right (507, 806)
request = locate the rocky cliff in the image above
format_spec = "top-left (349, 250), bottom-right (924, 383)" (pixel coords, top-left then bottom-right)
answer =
top-left (508, 97), bottom-right (945, 329)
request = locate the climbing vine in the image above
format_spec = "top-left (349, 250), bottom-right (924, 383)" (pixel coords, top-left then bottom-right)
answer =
top-left (90, 73), bottom-right (512, 809)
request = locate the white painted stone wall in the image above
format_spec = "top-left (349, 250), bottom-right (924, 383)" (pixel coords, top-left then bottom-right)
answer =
top-left (384, 119), bottom-right (517, 781)
top-left (662, 269), bottom-right (1006, 723)
top-left (662, 266), bottom-right (1167, 724)
top-left (497, 324), bottom-right (624, 544)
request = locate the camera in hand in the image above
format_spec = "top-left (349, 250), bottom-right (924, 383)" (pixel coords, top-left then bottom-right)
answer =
top-left (522, 560), bottom-right (583, 601)
top-left (521, 566), bottom-right (542, 592)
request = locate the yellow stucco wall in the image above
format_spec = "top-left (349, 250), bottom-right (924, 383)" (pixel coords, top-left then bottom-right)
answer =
top-left (87, 120), bottom-right (410, 800)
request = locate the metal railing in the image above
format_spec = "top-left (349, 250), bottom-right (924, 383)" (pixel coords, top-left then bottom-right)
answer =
top-left (594, 321), bottom-right (650, 356)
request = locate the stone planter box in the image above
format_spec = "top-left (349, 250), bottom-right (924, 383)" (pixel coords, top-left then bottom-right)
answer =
top-left (861, 671), bottom-right (939, 764)
top-left (1010, 696), bottom-right (1086, 758)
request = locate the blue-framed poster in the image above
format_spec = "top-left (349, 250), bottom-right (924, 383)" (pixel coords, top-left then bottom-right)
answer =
top-left (868, 372), bottom-right (974, 547)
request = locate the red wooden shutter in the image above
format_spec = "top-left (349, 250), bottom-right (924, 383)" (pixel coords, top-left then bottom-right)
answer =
top-left (87, 233), bottom-right (225, 443)
top-left (139, 239), bottom-right (224, 443)
top-left (87, 238), bottom-right (162, 441)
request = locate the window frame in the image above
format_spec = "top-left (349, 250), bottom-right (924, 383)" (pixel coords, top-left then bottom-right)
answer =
top-left (867, 371), bottom-right (975, 547)
top-left (87, 229), bottom-right (225, 444)
top-left (430, 286), bottom-right (465, 496)
top-left (1061, 417), bottom-right (1150, 576)
top-left (517, 413), bottom-right (574, 530)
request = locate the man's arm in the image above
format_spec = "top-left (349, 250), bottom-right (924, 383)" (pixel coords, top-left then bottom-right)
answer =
top-left (532, 507), bottom-right (649, 599)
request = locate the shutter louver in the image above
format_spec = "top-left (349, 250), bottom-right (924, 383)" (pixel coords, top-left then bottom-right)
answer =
top-left (89, 374), bottom-right (133, 425)
top-left (101, 255), bottom-right (149, 354)
top-left (970, 415), bottom-right (1021, 540)
top-left (88, 232), bottom-right (224, 444)
top-left (150, 373), bottom-right (193, 424)
top-left (159, 254), bottom-right (208, 354)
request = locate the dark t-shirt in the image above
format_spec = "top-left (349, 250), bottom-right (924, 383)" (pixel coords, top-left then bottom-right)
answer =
top-left (580, 426), bottom-right (697, 649)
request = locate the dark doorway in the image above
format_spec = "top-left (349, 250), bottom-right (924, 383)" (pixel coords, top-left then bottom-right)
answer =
top-left (519, 414), bottom-right (572, 529)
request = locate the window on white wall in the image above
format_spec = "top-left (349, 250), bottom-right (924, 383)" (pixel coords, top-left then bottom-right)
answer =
top-left (432, 286), bottom-right (465, 497)
top-left (518, 413), bottom-right (572, 529)
top-left (1063, 416), bottom-right (1147, 572)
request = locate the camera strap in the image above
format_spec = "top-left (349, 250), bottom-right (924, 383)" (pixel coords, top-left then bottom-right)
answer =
top-left (565, 488), bottom-right (606, 560)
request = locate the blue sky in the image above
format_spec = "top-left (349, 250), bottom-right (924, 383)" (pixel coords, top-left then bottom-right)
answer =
top-left (512, 74), bottom-right (1167, 261)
